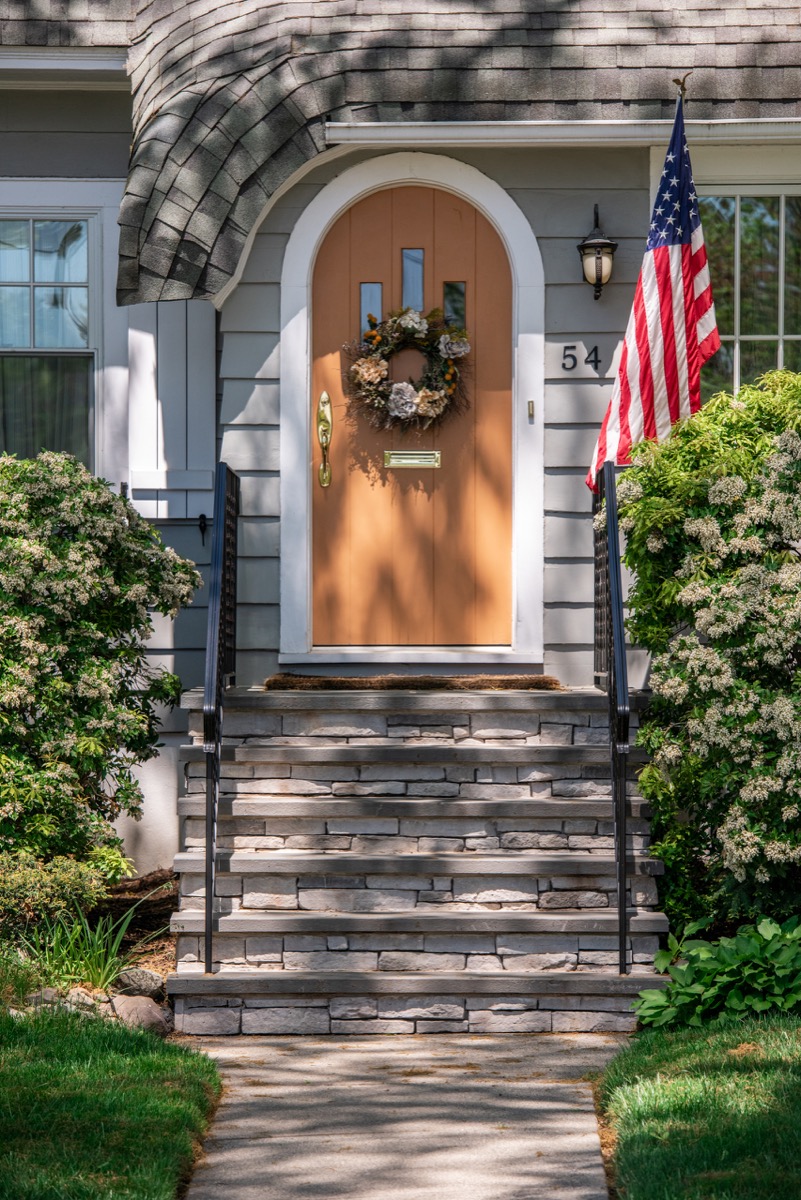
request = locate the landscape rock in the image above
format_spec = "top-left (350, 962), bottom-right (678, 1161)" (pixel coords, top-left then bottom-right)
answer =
top-left (66, 987), bottom-right (98, 1010)
top-left (114, 967), bottom-right (165, 999)
top-left (111, 994), bottom-right (173, 1036)
top-left (25, 987), bottom-right (60, 1007)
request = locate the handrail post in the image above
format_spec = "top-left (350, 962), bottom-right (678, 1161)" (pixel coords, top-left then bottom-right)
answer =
top-left (202, 463), bottom-right (240, 975)
top-left (595, 462), bottom-right (631, 975)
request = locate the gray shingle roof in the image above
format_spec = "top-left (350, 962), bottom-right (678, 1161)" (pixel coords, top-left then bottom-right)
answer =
top-left (0, 0), bottom-right (132, 47)
top-left (115, 1), bottom-right (801, 304)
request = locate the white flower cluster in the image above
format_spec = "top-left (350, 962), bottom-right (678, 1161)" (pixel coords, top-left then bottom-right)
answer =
top-left (395, 309), bottom-right (428, 336)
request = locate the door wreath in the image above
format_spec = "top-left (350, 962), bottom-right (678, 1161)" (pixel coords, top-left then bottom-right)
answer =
top-left (343, 307), bottom-right (471, 432)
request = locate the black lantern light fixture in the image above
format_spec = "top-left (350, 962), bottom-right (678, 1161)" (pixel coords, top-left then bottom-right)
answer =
top-left (577, 205), bottom-right (618, 300)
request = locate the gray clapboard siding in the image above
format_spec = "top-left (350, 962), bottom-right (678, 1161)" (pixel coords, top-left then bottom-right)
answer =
top-left (544, 516), bottom-right (594, 561)
top-left (219, 427), bottom-right (280, 472)
top-left (544, 471), bottom-right (593, 514)
top-left (545, 427), bottom-right (604, 470)
top-left (544, 564), bottom-right (594, 604)
top-left (546, 284), bottom-right (638, 335)
top-left (544, 383), bottom-right (611, 426)
top-left (220, 381), bottom-right (280, 425)
top-left (239, 517), bottom-right (280, 558)
top-left (240, 234), bottom-right (290, 283)
top-left (238, 559), bottom-right (280, 605)
top-left (454, 148), bottom-right (649, 192)
top-left (219, 284), bottom-right (280, 332)
top-left (237, 473), bottom-right (280, 518)
top-left (0, 91), bottom-right (132, 177)
top-left (219, 333), bottom-right (279, 379)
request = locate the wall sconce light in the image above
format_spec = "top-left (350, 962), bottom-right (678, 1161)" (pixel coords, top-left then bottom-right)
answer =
top-left (577, 205), bottom-right (618, 299)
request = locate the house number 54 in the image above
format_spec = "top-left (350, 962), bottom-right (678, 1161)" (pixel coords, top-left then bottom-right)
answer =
top-left (562, 344), bottom-right (601, 371)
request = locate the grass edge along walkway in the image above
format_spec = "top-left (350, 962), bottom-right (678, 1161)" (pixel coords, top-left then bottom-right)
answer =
top-left (0, 1007), bottom-right (221, 1200)
top-left (597, 1014), bottom-right (801, 1200)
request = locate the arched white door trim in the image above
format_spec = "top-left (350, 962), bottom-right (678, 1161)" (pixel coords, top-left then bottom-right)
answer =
top-left (278, 151), bottom-right (545, 662)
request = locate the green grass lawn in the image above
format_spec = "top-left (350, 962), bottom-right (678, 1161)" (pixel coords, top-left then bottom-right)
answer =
top-left (0, 1007), bottom-right (221, 1200)
top-left (599, 1015), bottom-right (801, 1200)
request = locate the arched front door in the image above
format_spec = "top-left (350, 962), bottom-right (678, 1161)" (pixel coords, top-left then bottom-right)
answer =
top-left (311, 185), bottom-right (512, 647)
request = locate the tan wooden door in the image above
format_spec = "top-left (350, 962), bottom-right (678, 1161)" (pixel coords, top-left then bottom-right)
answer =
top-left (312, 186), bottom-right (512, 646)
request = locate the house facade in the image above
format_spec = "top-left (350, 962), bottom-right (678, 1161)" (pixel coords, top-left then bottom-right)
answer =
top-left (2, 1), bottom-right (801, 873)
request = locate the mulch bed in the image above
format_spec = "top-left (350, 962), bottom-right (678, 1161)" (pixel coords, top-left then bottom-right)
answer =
top-left (265, 673), bottom-right (562, 691)
top-left (89, 869), bottom-right (178, 977)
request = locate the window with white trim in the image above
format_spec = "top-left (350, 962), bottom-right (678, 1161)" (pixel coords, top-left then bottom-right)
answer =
top-left (699, 193), bottom-right (801, 400)
top-left (0, 217), bottom-right (93, 465)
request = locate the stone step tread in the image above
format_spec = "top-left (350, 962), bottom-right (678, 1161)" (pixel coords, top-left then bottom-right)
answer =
top-left (174, 850), bottom-right (663, 876)
top-left (181, 744), bottom-right (645, 764)
top-left (177, 797), bottom-right (650, 819)
top-left (167, 969), bottom-right (662, 996)
top-left (182, 688), bottom-right (645, 714)
top-left (171, 908), bottom-right (668, 934)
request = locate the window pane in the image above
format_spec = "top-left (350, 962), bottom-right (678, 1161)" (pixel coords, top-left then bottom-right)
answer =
top-left (34, 287), bottom-right (88, 348)
top-left (785, 198), bottom-right (801, 336)
top-left (360, 282), bottom-right (382, 338)
top-left (443, 281), bottom-right (466, 326)
top-left (699, 197), bottom-right (734, 337)
top-left (0, 287), bottom-right (30, 348)
top-left (0, 221), bottom-right (30, 283)
top-left (401, 248), bottom-right (424, 312)
top-left (740, 340), bottom-right (778, 388)
top-left (740, 197), bottom-right (780, 336)
top-left (701, 342), bottom-right (734, 402)
top-left (784, 342), bottom-right (801, 372)
top-left (34, 220), bottom-right (87, 284)
top-left (0, 355), bottom-right (91, 465)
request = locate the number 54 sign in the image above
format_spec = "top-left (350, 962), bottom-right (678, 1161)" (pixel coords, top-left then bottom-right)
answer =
top-left (545, 337), bottom-right (623, 381)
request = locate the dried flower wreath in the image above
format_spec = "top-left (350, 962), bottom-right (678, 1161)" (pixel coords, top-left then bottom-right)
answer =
top-left (343, 307), bottom-right (471, 432)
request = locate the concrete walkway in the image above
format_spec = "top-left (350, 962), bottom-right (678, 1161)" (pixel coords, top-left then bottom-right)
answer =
top-left (183, 1034), bottom-right (624, 1200)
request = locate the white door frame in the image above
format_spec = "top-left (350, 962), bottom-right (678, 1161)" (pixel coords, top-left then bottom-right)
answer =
top-left (278, 151), bottom-right (545, 664)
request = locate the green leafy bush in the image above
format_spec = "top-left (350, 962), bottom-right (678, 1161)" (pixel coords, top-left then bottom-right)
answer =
top-left (635, 916), bottom-right (801, 1028)
top-left (0, 851), bottom-right (106, 939)
top-left (0, 452), bottom-right (200, 862)
top-left (618, 371), bottom-right (801, 925)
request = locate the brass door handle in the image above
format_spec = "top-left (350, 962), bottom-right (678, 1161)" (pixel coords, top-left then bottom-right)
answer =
top-left (317, 391), bottom-right (333, 488)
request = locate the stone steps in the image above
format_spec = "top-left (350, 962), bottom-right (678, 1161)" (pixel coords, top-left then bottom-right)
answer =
top-left (169, 970), bottom-right (657, 1035)
top-left (171, 909), bottom-right (668, 934)
top-left (168, 689), bottom-right (664, 1035)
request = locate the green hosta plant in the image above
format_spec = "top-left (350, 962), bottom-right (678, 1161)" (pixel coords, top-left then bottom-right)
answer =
top-left (618, 371), bottom-right (801, 924)
top-left (0, 451), bottom-right (200, 864)
top-left (635, 916), bottom-right (801, 1028)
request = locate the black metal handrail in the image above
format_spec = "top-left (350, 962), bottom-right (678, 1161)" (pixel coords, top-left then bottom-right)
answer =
top-left (203, 462), bottom-right (240, 974)
top-left (593, 460), bottom-right (631, 975)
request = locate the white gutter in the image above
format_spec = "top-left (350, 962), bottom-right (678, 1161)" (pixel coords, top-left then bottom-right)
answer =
top-left (0, 48), bottom-right (129, 89)
top-left (326, 119), bottom-right (801, 148)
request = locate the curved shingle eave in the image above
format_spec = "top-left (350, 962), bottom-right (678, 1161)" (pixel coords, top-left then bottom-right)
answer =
top-left (117, 1), bottom-right (801, 305)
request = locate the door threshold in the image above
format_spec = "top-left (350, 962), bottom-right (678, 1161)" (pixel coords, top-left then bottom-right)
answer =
top-left (279, 647), bottom-right (544, 667)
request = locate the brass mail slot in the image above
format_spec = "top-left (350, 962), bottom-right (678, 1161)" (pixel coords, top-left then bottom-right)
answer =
top-left (384, 450), bottom-right (441, 469)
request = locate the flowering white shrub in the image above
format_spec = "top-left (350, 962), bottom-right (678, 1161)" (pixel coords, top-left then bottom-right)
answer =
top-left (0, 452), bottom-right (200, 871)
top-left (621, 371), bottom-right (801, 924)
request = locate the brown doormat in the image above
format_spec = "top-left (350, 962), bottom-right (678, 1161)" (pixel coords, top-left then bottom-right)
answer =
top-left (264, 672), bottom-right (562, 691)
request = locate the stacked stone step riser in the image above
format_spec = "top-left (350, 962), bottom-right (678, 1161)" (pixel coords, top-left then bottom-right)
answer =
top-left (176, 868), bottom-right (660, 915)
top-left (172, 982), bottom-right (649, 1036)
top-left (174, 927), bottom-right (660, 973)
top-left (187, 706), bottom-right (639, 748)
top-left (180, 812), bottom-right (651, 855)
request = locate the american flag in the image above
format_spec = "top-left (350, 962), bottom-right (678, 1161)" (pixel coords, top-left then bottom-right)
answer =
top-left (586, 97), bottom-right (720, 489)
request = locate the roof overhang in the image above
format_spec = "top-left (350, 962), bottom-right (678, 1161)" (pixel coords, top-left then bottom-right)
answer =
top-left (326, 119), bottom-right (801, 148)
